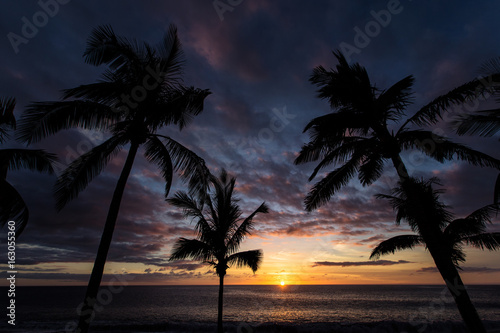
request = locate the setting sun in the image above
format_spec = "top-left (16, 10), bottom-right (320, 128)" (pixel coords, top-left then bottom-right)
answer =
top-left (280, 281), bottom-right (285, 286)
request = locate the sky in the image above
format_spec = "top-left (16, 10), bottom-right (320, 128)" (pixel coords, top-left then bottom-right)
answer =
top-left (1, 0), bottom-right (500, 286)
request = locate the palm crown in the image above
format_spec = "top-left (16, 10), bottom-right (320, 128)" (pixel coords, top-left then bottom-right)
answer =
top-left (169, 169), bottom-right (268, 333)
top-left (295, 51), bottom-right (500, 211)
top-left (371, 178), bottom-right (500, 267)
top-left (169, 169), bottom-right (268, 277)
top-left (18, 25), bottom-right (211, 209)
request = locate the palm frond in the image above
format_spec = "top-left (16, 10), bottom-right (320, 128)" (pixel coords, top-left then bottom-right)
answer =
top-left (294, 135), bottom-right (362, 166)
top-left (0, 149), bottom-right (57, 174)
top-left (0, 180), bottom-right (29, 237)
top-left (18, 101), bottom-right (120, 144)
top-left (83, 25), bottom-right (141, 69)
top-left (406, 74), bottom-right (500, 127)
top-left (159, 135), bottom-right (210, 198)
top-left (370, 235), bottom-right (424, 259)
top-left (398, 130), bottom-right (500, 169)
top-left (377, 75), bottom-right (415, 120)
top-left (149, 87), bottom-right (211, 130)
top-left (310, 51), bottom-right (373, 111)
top-left (227, 202), bottom-right (268, 254)
top-left (461, 232), bottom-right (500, 251)
top-left (62, 81), bottom-right (128, 105)
top-left (0, 97), bottom-right (16, 143)
top-left (465, 204), bottom-right (498, 224)
top-left (53, 135), bottom-right (125, 211)
top-left (302, 111), bottom-right (372, 139)
top-left (358, 152), bottom-right (385, 186)
top-left (307, 137), bottom-right (375, 181)
top-left (455, 108), bottom-right (500, 137)
top-left (478, 57), bottom-right (500, 77)
top-left (169, 238), bottom-right (213, 262)
top-left (143, 136), bottom-right (173, 197)
top-left (166, 191), bottom-right (213, 240)
top-left (444, 218), bottom-right (487, 244)
top-left (304, 156), bottom-right (361, 212)
top-left (377, 178), bottom-right (452, 231)
top-left (210, 169), bottom-right (241, 238)
top-left (156, 24), bottom-right (185, 88)
top-left (227, 249), bottom-right (262, 272)
top-left (167, 191), bottom-right (204, 218)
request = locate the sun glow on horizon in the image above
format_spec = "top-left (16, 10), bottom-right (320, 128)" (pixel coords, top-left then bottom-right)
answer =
top-left (280, 281), bottom-right (285, 286)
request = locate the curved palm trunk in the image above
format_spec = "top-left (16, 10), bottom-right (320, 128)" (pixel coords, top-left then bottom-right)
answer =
top-left (430, 248), bottom-right (486, 333)
top-left (421, 222), bottom-right (486, 333)
top-left (217, 273), bottom-right (225, 333)
top-left (390, 156), bottom-right (486, 333)
top-left (77, 143), bottom-right (139, 333)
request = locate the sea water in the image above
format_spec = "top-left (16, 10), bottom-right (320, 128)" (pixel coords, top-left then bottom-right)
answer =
top-left (1, 285), bottom-right (499, 332)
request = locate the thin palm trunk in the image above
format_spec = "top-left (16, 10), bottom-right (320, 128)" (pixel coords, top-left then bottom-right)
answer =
top-left (77, 143), bottom-right (139, 333)
top-left (217, 274), bottom-right (224, 333)
top-left (430, 247), bottom-right (486, 333)
top-left (391, 154), bottom-right (486, 333)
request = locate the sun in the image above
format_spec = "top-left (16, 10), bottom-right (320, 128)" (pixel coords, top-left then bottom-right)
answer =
top-left (280, 281), bottom-right (285, 286)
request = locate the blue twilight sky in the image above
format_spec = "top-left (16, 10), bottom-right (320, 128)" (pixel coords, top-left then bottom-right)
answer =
top-left (1, 0), bottom-right (500, 285)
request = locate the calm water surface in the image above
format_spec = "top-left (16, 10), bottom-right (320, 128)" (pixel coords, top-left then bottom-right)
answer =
top-left (1, 285), bottom-right (499, 332)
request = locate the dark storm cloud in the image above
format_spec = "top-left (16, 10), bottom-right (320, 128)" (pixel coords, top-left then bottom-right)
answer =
top-left (2, 0), bottom-right (500, 282)
top-left (313, 260), bottom-right (413, 267)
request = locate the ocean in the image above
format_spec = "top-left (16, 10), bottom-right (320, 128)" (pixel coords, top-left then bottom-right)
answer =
top-left (1, 285), bottom-right (499, 332)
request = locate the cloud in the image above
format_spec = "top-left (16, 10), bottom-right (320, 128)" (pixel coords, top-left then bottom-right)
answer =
top-left (2, 0), bottom-right (500, 286)
top-left (417, 266), bottom-right (500, 274)
top-left (312, 260), bottom-right (413, 267)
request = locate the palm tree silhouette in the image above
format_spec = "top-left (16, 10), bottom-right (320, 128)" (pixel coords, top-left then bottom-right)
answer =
top-left (371, 178), bottom-right (500, 269)
top-left (169, 169), bottom-right (268, 333)
top-left (295, 51), bottom-right (500, 332)
top-left (0, 97), bottom-right (56, 237)
top-left (17, 26), bottom-right (211, 333)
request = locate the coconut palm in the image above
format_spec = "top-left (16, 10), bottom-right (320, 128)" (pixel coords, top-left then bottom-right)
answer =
top-left (169, 169), bottom-right (268, 333)
top-left (0, 97), bottom-right (57, 237)
top-left (295, 51), bottom-right (500, 212)
top-left (295, 51), bottom-right (500, 332)
top-left (371, 178), bottom-right (500, 268)
top-left (17, 25), bottom-right (211, 333)
top-left (371, 178), bottom-right (500, 331)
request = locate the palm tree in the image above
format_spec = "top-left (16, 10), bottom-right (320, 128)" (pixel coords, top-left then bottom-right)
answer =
top-left (17, 26), bottom-right (211, 333)
top-left (371, 178), bottom-right (500, 268)
top-left (169, 169), bottom-right (268, 333)
top-left (371, 178), bottom-right (500, 331)
top-left (0, 97), bottom-right (57, 237)
top-left (295, 51), bottom-right (500, 332)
